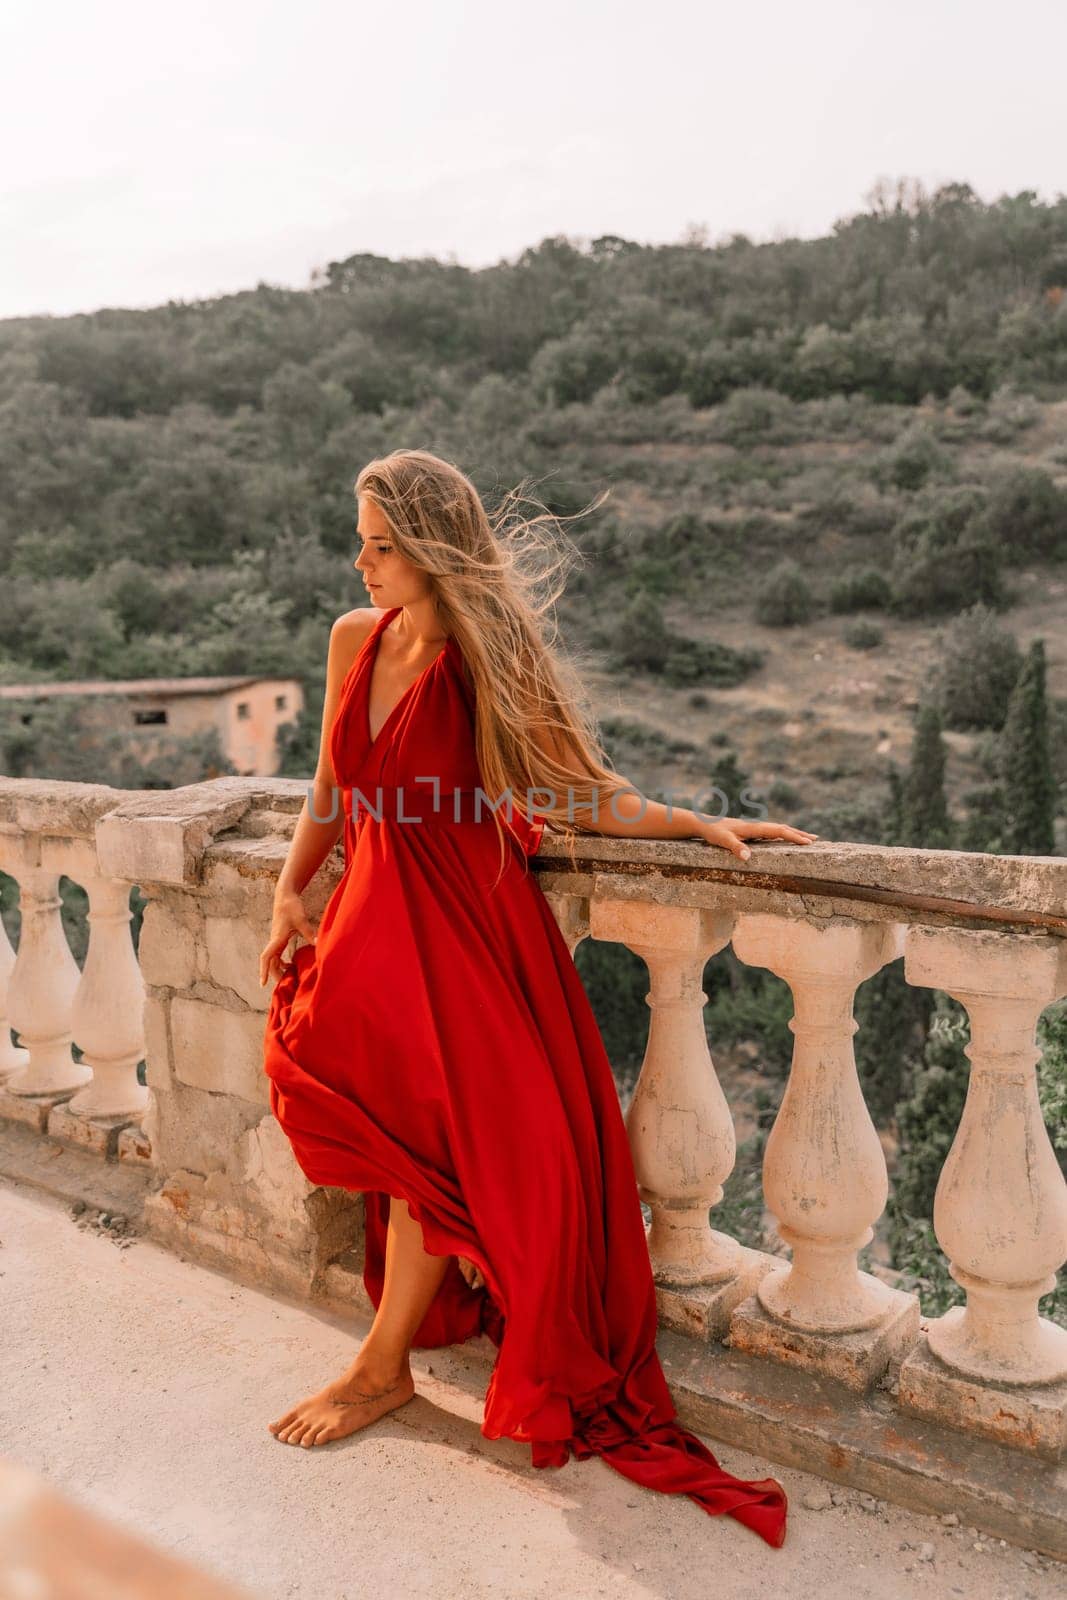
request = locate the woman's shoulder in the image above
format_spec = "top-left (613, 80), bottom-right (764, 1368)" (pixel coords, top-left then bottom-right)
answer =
top-left (332, 605), bottom-right (388, 650)
top-left (327, 606), bottom-right (387, 682)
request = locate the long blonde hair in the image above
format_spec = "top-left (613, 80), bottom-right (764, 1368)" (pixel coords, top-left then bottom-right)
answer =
top-left (354, 448), bottom-right (631, 884)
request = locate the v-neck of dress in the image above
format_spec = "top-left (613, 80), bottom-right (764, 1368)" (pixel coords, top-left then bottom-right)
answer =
top-left (365, 607), bottom-right (451, 751)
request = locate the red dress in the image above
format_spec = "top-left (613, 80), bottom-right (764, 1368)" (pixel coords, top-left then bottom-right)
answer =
top-left (263, 606), bottom-right (788, 1548)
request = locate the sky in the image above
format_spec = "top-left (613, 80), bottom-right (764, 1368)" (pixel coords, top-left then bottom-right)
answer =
top-left (1, 0), bottom-right (1065, 321)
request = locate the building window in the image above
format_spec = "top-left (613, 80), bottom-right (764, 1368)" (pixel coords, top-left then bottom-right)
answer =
top-left (236, 702), bottom-right (250, 720)
top-left (133, 709), bottom-right (168, 725)
top-left (275, 694), bottom-right (287, 711)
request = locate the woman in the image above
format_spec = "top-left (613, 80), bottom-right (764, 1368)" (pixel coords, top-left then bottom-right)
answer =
top-left (260, 449), bottom-right (816, 1549)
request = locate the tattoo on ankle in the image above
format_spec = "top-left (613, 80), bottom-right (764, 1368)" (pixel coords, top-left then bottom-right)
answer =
top-left (333, 1377), bottom-right (405, 1407)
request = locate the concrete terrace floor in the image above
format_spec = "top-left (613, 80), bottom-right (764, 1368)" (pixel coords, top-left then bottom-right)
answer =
top-left (1, 1176), bottom-right (1060, 1600)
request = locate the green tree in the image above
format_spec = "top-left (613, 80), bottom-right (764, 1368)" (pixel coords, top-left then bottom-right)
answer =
top-left (931, 603), bottom-right (1022, 731)
top-left (883, 763), bottom-right (906, 847)
top-left (900, 704), bottom-right (953, 848)
top-left (981, 466), bottom-right (1067, 559)
top-left (888, 487), bottom-right (1004, 618)
top-left (855, 960), bottom-right (932, 1124)
top-left (999, 639), bottom-right (1057, 855)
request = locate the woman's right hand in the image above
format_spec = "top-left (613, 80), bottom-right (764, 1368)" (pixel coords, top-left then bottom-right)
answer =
top-left (259, 889), bottom-right (318, 988)
top-left (457, 1255), bottom-right (486, 1291)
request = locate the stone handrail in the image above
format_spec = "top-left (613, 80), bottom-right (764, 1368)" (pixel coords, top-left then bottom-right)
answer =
top-left (1, 773), bottom-right (1065, 1477)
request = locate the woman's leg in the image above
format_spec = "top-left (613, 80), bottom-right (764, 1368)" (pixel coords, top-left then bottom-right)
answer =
top-left (362, 1196), bottom-right (452, 1367)
top-left (269, 1194), bottom-right (450, 1447)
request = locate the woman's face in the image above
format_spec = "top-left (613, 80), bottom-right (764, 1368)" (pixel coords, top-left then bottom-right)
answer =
top-left (353, 496), bottom-right (432, 607)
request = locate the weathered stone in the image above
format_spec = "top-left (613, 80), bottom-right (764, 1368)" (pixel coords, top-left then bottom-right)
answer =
top-left (141, 1153), bottom-right (363, 1300)
top-left (142, 994), bottom-right (172, 1091)
top-left (0, 1087), bottom-right (74, 1133)
top-left (205, 915), bottom-right (272, 1011)
top-left (727, 1284), bottom-right (921, 1394)
top-left (94, 777), bottom-right (275, 888)
top-left (652, 1243), bottom-right (777, 1343)
top-left (117, 1122), bottom-right (153, 1166)
top-left (534, 833), bottom-right (1067, 926)
top-left (138, 903), bottom-right (198, 989)
top-left (47, 1103), bottom-right (131, 1159)
top-left (236, 1113), bottom-right (316, 1230)
top-left (170, 995), bottom-right (269, 1106)
top-left (898, 1335), bottom-right (1067, 1463)
top-left (660, 1328), bottom-right (1067, 1560)
top-left (141, 1080), bottom-right (264, 1178)
top-left (143, 1181), bottom-right (310, 1293)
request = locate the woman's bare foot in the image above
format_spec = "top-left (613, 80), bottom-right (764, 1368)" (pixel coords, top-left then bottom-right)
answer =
top-left (268, 1352), bottom-right (416, 1448)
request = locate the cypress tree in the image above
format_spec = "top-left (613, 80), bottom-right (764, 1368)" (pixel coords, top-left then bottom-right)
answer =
top-left (855, 961), bottom-right (932, 1124)
top-left (1000, 639), bottom-right (1057, 856)
top-left (901, 703), bottom-right (953, 848)
top-left (883, 763), bottom-right (905, 846)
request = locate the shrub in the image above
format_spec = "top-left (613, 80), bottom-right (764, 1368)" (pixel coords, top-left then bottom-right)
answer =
top-left (930, 603), bottom-right (1023, 729)
top-left (947, 384), bottom-right (984, 417)
top-left (573, 938), bottom-right (651, 1094)
top-left (662, 639), bottom-right (763, 688)
top-left (622, 556), bottom-right (676, 599)
top-left (610, 589), bottom-right (673, 672)
top-left (800, 483), bottom-right (898, 539)
top-left (829, 568), bottom-right (892, 614)
top-left (754, 558), bottom-right (814, 626)
top-left (598, 716), bottom-right (699, 765)
top-left (873, 424), bottom-right (953, 492)
top-left (980, 466), bottom-right (1067, 559)
top-left (767, 778), bottom-right (801, 808)
top-left (844, 620), bottom-right (884, 650)
top-left (888, 486), bottom-right (1005, 616)
top-left (529, 329), bottom-right (617, 406)
top-left (887, 997), bottom-right (970, 1261)
top-left (609, 591), bottom-right (763, 687)
top-left (978, 383), bottom-right (1042, 444)
top-left (890, 530), bottom-right (1004, 616)
top-left (622, 338), bottom-right (689, 404)
top-left (711, 386), bottom-right (798, 447)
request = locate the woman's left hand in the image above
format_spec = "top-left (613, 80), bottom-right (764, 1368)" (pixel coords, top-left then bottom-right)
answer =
top-left (698, 817), bottom-right (819, 862)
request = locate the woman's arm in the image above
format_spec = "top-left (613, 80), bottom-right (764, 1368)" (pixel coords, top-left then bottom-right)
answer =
top-left (532, 725), bottom-right (817, 861)
top-left (259, 613), bottom-right (376, 987)
top-left (579, 784), bottom-right (818, 860)
top-left (275, 612), bottom-right (370, 899)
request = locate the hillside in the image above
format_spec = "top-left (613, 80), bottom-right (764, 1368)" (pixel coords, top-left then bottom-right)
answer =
top-left (1, 178), bottom-right (1065, 847)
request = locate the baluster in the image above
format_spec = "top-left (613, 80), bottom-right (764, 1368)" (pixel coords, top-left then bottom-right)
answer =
top-left (590, 900), bottom-right (745, 1294)
top-left (64, 874), bottom-right (147, 1119)
top-left (897, 928), bottom-right (1067, 1454)
top-left (0, 904), bottom-right (28, 1080)
top-left (728, 913), bottom-right (918, 1389)
top-left (5, 867), bottom-right (89, 1097)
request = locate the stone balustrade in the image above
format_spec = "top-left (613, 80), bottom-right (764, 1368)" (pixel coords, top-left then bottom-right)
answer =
top-left (1, 773), bottom-right (1066, 1509)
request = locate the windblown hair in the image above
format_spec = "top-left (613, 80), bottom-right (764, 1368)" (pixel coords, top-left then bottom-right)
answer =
top-left (354, 448), bottom-right (632, 884)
